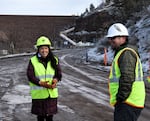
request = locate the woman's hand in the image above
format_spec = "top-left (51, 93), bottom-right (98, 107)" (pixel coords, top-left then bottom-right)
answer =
top-left (39, 81), bottom-right (51, 88)
top-left (51, 78), bottom-right (58, 89)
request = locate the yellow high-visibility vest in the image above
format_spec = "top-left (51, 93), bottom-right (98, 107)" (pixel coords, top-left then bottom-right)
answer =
top-left (109, 47), bottom-right (145, 108)
top-left (29, 56), bottom-right (58, 99)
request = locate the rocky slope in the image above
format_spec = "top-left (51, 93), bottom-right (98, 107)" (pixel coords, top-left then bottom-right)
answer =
top-left (69, 0), bottom-right (150, 44)
top-left (68, 0), bottom-right (150, 73)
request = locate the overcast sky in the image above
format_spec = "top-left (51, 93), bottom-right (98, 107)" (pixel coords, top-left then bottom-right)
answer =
top-left (0, 0), bottom-right (103, 16)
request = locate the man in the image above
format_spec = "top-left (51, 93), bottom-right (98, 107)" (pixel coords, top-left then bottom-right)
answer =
top-left (106, 23), bottom-right (145, 121)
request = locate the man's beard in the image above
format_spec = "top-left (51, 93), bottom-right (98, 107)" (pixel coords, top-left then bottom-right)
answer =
top-left (111, 46), bottom-right (117, 51)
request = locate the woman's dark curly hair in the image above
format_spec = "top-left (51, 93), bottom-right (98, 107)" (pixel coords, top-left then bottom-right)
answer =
top-left (48, 48), bottom-right (57, 71)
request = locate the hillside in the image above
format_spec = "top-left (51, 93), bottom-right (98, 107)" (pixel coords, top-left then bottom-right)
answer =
top-left (67, 0), bottom-right (150, 73)
top-left (68, 0), bottom-right (150, 43)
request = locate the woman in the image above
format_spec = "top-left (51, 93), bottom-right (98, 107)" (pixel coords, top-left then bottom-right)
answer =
top-left (27, 36), bottom-right (62, 121)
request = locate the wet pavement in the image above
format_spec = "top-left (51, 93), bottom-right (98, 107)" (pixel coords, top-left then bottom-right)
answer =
top-left (0, 48), bottom-right (149, 121)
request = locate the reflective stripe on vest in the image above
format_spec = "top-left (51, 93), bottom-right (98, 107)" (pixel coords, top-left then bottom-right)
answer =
top-left (29, 56), bottom-right (58, 99)
top-left (36, 74), bottom-right (54, 80)
top-left (109, 47), bottom-right (145, 108)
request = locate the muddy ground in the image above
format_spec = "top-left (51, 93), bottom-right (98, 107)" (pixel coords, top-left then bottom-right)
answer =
top-left (0, 48), bottom-right (149, 121)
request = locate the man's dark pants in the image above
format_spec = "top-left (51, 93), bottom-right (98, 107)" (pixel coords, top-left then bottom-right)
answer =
top-left (114, 103), bottom-right (143, 121)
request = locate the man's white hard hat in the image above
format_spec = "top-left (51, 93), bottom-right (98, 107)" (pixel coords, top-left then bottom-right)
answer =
top-left (106, 23), bottom-right (129, 38)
